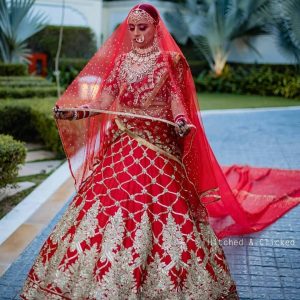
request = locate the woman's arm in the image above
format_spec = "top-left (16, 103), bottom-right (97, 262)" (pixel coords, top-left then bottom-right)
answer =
top-left (169, 53), bottom-right (191, 137)
top-left (53, 92), bottom-right (115, 121)
top-left (53, 55), bottom-right (123, 120)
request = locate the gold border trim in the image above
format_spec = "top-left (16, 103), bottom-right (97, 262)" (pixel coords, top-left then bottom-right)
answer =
top-left (115, 118), bottom-right (184, 167)
top-left (199, 187), bottom-right (221, 204)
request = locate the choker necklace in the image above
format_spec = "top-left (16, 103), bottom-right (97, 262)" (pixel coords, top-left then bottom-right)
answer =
top-left (133, 43), bottom-right (159, 56)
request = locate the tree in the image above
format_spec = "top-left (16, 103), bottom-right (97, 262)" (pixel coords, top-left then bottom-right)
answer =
top-left (0, 0), bottom-right (47, 63)
top-left (269, 0), bottom-right (300, 65)
top-left (165, 0), bottom-right (270, 76)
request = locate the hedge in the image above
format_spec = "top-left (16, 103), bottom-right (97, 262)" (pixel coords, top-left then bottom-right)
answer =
top-left (0, 106), bottom-right (38, 142)
top-left (53, 58), bottom-right (89, 86)
top-left (0, 134), bottom-right (26, 189)
top-left (195, 64), bottom-right (300, 99)
top-left (0, 63), bottom-right (28, 76)
top-left (0, 103), bottom-right (64, 157)
top-left (0, 76), bottom-right (46, 82)
top-left (0, 86), bottom-right (58, 99)
top-left (27, 25), bottom-right (97, 69)
top-left (0, 78), bottom-right (54, 88)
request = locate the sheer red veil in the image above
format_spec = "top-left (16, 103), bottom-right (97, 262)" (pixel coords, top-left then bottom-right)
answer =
top-left (55, 4), bottom-right (300, 239)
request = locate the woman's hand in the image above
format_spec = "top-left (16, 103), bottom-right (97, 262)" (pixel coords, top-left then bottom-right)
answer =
top-left (175, 118), bottom-right (191, 137)
top-left (53, 106), bottom-right (75, 120)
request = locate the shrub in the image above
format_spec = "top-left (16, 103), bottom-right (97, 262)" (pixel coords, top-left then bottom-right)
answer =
top-left (195, 64), bottom-right (300, 99)
top-left (53, 58), bottom-right (88, 87)
top-left (0, 104), bottom-right (64, 157)
top-left (0, 86), bottom-right (57, 99)
top-left (31, 109), bottom-right (64, 155)
top-left (0, 76), bottom-right (45, 82)
top-left (0, 76), bottom-right (54, 87)
top-left (188, 60), bottom-right (209, 77)
top-left (0, 134), bottom-right (26, 189)
top-left (27, 25), bottom-right (97, 69)
top-left (0, 105), bottom-right (38, 141)
top-left (0, 63), bottom-right (28, 76)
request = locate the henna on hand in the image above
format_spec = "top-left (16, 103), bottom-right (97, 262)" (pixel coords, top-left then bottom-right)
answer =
top-left (175, 118), bottom-right (191, 137)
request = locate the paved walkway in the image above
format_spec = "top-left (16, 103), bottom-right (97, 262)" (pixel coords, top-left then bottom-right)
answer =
top-left (0, 107), bottom-right (299, 300)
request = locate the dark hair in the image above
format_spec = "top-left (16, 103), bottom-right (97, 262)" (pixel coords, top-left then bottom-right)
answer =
top-left (135, 3), bottom-right (159, 24)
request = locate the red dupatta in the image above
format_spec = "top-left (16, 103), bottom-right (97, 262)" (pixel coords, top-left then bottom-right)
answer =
top-left (55, 4), bottom-right (300, 239)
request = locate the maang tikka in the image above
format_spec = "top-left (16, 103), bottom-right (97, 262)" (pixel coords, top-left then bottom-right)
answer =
top-left (127, 8), bottom-right (156, 25)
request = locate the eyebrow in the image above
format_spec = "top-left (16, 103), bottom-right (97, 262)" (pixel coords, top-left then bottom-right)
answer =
top-left (128, 23), bottom-right (148, 26)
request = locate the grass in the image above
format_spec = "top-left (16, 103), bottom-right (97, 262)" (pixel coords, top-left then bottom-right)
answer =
top-left (0, 173), bottom-right (49, 219)
top-left (1, 94), bottom-right (299, 113)
top-left (0, 97), bottom-right (56, 114)
top-left (0, 148), bottom-right (63, 220)
top-left (198, 93), bottom-right (300, 110)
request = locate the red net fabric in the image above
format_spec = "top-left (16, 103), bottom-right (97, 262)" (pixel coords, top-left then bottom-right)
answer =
top-left (55, 5), bottom-right (300, 239)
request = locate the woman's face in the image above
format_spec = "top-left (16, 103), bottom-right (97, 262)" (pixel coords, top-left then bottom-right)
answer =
top-left (128, 21), bottom-right (156, 49)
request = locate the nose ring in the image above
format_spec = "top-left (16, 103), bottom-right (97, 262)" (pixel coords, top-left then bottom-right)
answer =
top-left (135, 35), bottom-right (144, 43)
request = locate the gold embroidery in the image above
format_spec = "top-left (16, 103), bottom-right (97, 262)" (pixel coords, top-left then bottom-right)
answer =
top-left (21, 49), bottom-right (238, 300)
top-left (115, 117), bottom-right (183, 166)
top-left (100, 208), bottom-right (126, 263)
top-left (162, 213), bottom-right (188, 271)
top-left (133, 211), bottom-right (153, 269)
top-left (21, 134), bottom-right (238, 299)
top-left (120, 49), bottom-right (160, 85)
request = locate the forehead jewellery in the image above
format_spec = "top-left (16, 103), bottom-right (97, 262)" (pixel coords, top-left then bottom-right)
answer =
top-left (127, 8), bottom-right (156, 25)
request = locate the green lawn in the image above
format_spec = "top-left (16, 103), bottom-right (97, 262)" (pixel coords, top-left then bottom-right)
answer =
top-left (1, 93), bottom-right (299, 113)
top-left (198, 93), bottom-right (300, 110)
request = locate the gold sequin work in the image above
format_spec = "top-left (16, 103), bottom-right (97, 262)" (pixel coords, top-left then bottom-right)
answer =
top-left (20, 131), bottom-right (239, 299)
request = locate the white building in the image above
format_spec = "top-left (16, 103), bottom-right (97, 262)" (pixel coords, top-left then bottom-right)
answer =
top-left (34, 0), bottom-right (291, 64)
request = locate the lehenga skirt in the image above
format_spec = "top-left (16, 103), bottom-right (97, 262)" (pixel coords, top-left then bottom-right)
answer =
top-left (20, 130), bottom-right (239, 300)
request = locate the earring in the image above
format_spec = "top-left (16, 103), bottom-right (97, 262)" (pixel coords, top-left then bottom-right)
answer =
top-left (153, 31), bottom-right (159, 48)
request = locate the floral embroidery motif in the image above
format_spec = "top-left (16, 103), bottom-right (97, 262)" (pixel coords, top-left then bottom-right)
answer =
top-left (161, 213), bottom-right (188, 271)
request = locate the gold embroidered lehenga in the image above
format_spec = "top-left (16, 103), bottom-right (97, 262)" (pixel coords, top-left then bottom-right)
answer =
top-left (20, 4), bottom-right (241, 299)
top-left (20, 53), bottom-right (239, 300)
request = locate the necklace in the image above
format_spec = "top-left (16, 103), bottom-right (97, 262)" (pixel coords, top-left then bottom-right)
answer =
top-left (120, 46), bottom-right (160, 84)
top-left (132, 43), bottom-right (158, 56)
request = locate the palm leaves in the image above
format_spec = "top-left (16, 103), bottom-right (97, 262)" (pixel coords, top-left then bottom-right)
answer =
top-left (269, 0), bottom-right (300, 64)
top-left (165, 0), bottom-right (270, 75)
top-left (0, 0), bottom-right (48, 63)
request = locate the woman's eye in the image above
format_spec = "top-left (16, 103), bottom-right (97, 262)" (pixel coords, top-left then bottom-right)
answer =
top-left (128, 26), bottom-right (135, 31)
top-left (139, 26), bottom-right (147, 31)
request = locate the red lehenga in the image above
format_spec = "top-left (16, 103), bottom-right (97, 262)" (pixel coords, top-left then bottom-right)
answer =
top-left (20, 4), bottom-right (300, 300)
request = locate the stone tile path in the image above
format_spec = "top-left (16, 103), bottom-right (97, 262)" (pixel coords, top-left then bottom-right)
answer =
top-left (18, 160), bottom-right (62, 177)
top-left (0, 144), bottom-right (62, 204)
top-left (25, 150), bottom-right (56, 162)
top-left (0, 107), bottom-right (299, 300)
top-left (0, 182), bottom-right (35, 202)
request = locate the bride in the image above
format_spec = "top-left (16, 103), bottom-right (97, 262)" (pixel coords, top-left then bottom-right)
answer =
top-left (20, 3), bottom-right (300, 299)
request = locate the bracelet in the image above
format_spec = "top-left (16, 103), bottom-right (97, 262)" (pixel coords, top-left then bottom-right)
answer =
top-left (72, 111), bottom-right (78, 120)
top-left (175, 114), bottom-right (186, 123)
top-left (83, 110), bottom-right (91, 118)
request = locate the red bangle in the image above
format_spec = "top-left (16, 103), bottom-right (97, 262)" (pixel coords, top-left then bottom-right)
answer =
top-left (175, 114), bottom-right (186, 123)
top-left (78, 111), bottom-right (84, 119)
